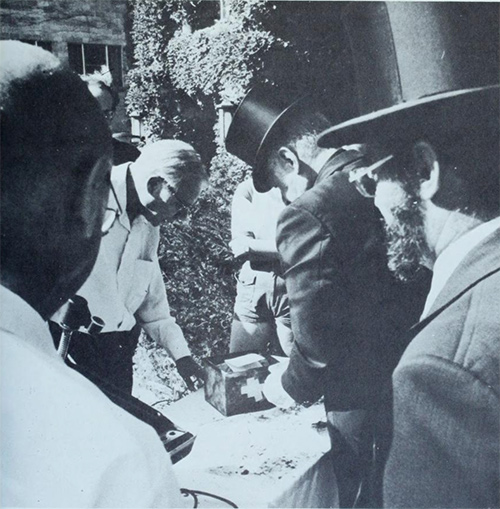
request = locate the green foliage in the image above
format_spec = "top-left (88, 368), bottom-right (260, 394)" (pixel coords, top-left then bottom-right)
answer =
top-left (126, 0), bottom-right (212, 143)
top-left (157, 187), bottom-right (235, 361)
top-left (210, 143), bottom-right (252, 199)
top-left (167, 11), bottom-right (276, 102)
top-left (126, 1), bottom-right (171, 138)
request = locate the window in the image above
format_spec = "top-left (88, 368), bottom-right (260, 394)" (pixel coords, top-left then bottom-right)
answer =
top-left (67, 43), bottom-right (123, 87)
top-left (20, 40), bottom-right (53, 52)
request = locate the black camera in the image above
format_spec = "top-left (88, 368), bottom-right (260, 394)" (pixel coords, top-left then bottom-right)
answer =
top-left (54, 296), bottom-right (195, 464)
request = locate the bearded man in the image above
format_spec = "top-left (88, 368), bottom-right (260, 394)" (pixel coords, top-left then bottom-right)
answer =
top-left (321, 85), bottom-right (500, 508)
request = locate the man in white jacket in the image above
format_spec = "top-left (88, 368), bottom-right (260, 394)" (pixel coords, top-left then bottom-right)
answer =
top-left (52, 140), bottom-right (208, 394)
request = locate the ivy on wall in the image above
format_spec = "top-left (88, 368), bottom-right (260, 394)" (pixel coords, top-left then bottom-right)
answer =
top-left (127, 0), bottom-right (187, 140)
top-left (166, 1), bottom-right (276, 102)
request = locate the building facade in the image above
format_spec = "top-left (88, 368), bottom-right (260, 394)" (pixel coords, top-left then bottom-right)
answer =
top-left (1, 0), bottom-right (132, 133)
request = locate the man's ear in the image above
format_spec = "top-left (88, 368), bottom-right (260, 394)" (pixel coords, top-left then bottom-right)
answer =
top-left (147, 176), bottom-right (165, 199)
top-left (79, 155), bottom-right (112, 239)
top-left (277, 146), bottom-right (300, 175)
top-left (413, 141), bottom-right (440, 200)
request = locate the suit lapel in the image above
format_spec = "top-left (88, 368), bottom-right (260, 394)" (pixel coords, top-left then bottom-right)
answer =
top-left (396, 228), bottom-right (500, 350)
top-left (427, 228), bottom-right (500, 316)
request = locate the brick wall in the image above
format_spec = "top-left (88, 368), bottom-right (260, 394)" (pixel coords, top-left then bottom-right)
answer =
top-left (0, 0), bottom-right (132, 134)
top-left (1, 0), bottom-right (127, 52)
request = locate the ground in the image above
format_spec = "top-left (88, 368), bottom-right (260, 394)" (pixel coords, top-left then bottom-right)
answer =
top-left (132, 340), bottom-right (333, 507)
top-left (168, 390), bottom-right (332, 508)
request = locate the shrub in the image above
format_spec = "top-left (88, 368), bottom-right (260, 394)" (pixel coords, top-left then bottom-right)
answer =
top-left (167, 16), bottom-right (275, 101)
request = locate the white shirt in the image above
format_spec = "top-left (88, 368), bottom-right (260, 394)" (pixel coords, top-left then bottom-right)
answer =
top-left (421, 217), bottom-right (500, 318)
top-left (0, 285), bottom-right (183, 508)
top-left (53, 163), bottom-right (190, 360)
top-left (231, 179), bottom-right (286, 242)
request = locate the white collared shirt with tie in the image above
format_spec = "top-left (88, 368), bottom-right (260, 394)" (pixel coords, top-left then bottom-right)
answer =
top-left (53, 163), bottom-right (190, 361)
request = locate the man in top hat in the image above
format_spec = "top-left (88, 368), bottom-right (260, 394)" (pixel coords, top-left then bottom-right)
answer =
top-left (225, 86), bottom-right (430, 506)
top-left (0, 41), bottom-right (182, 506)
top-left (322, 85), bottom-right (500, 508)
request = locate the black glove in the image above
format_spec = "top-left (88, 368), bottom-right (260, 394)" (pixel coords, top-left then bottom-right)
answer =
top-left (176, 356), bottom-right (204, 391)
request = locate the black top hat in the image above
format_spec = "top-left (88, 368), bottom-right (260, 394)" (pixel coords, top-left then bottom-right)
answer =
top-left (225, 85), bottom-right (303, 192)
top-left (318, 2), bottom-right (499, 148)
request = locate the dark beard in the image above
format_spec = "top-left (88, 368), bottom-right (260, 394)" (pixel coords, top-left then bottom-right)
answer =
top-left (384, 192), bottom-right (429, 282)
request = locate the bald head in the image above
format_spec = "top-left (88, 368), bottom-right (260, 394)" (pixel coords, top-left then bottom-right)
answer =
top-left (1, 41), bottom-right (112, 318)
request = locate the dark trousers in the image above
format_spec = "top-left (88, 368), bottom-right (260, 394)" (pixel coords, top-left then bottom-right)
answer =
top-left (327, 409), bottom-right (370, 508)
top-left (50, 322), bottom-right (141, 395)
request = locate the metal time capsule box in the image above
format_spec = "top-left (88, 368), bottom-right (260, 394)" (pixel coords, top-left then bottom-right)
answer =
top-left (203, 352), bottom-right (278, 416)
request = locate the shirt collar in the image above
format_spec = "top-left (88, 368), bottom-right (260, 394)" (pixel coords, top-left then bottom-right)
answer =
top-left (111, 163), bottom-right (155, 230)
top-left (0, 285), bottom-right (58, 358)
top-left (421, 216), bottom-right (500, 318)
top-left (110, 163), bottom-right (131, 231)
top-left (315, 148), bottom-right (365, 185)
top-left (315, 148), bottom-right (343, 183)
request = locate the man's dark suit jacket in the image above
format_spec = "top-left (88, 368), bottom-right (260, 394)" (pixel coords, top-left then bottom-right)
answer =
top-left (277, 150), bottom-right (431, 411)
top-left (381, 227), bottom-right (500, 508)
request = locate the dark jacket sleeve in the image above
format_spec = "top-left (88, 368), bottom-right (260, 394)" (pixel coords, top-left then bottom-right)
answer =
top-left (277, 203), bottom-right (350, 404)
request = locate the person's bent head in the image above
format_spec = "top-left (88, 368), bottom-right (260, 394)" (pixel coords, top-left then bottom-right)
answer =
top-left (225, 86), bottom-right (336, 204)
top-left (129, 140), bottom-right (208, 225)
top-left (80, 71), bottom-right (119, 125)
top-left (261, 109), bottom-right (332, 204)
top-left (0, 41), bottom-right (113, 319)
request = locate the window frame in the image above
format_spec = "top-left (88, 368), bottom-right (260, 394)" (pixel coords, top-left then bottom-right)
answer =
top-left (68, 42), bottom-right (123, 86)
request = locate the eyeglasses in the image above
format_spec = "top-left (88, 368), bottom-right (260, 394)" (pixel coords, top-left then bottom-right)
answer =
top-left (165, 182), bottom-right (193, 220)
top-left (101, 181), bottom-right (122, 235)
top-left (348, 154), bottom-right (394, 198)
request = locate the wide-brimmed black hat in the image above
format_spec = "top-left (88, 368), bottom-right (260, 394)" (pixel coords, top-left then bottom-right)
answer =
top-left (225, 85), bottom-right (303, 192)
top-left (317, 2), bottom-right (499, 149)
top-left (318, 85), bottom-right (499, 149)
